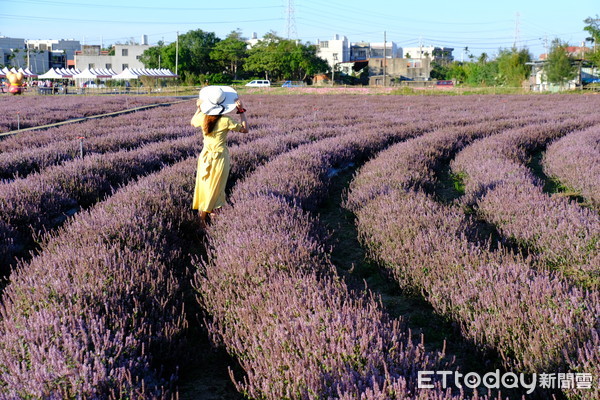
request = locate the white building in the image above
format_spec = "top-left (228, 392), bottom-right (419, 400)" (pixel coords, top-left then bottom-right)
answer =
top-left (1, 37), bottom-right (25, 69)
top-left (75, 43), bottom-right (150, 73)
top-left (317, 34), bottom-right (350, 69)
top-left (247, 32), bottom-right (261, 48)
top-left (369, 42), bottom-right (401, 58)
top-left (1, 37), bottom-right (84, 74)
top-left (403, 46), bottom-right (454, 63)
top-left (26, 39), bottom-right (80, 71)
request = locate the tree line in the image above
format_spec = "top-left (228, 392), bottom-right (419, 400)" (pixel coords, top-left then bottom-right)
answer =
top-left (139, 16), bottom-right (600, 87)
top-left (139, 29), bottom-right (329, 85)
top-left (431, 16), bottom-right (600, 88)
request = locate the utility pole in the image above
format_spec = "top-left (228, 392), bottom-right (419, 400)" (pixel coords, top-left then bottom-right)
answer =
top-left (331, 53), bottom-right (338, 86)
top-left (383, 30), bottom-right (386, 86)
top-left (175, 31), bottom-right (179, 76)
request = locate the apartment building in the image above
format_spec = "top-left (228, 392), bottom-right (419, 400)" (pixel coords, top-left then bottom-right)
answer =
top-left (27, 39), bottom-right (81, 70)
top-left (403, 46), bottom-right (455, 63)
top-left (317, 34), bottom-right (350, 69)
top-left (74, 43), bottom-right (150, 73)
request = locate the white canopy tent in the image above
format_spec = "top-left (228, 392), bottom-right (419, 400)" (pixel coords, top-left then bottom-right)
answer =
top-left (37, 68), bottom-right (80, 79)
top-left (112, 67), bottom-right (177, 80)
top-left (1, 67), bottom-right (38, 78)
top-left (73, 67), bottom-right (116, 80)
top-left (72, 67), bottom-right (117, 87)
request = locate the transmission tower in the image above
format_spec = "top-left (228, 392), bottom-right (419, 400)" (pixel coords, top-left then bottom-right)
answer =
top-left (286, 0), bottom-right (297, 39)
top-left (513, 12), bottom-right (521, 49)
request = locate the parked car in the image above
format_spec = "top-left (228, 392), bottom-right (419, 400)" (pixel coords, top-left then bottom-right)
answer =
top-left (245, 80), bottom-right (271, 87)
top-left (281, 81), bottom-right (303, 87)
top-left (81, 80), bottom-right (106, 88)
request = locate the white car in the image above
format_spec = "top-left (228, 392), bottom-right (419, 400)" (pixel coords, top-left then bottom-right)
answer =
top-left (81, 80), bottom-right (106, 88)
top-left (245, 80), bottom-right (271, 87)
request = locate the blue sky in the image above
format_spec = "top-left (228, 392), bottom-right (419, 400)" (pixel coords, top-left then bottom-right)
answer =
top-left (0, 0), bottom-right (596, 59)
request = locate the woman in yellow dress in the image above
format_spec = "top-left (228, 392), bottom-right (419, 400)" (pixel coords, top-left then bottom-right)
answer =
top-left (191, 86), bottom-right (249, 228)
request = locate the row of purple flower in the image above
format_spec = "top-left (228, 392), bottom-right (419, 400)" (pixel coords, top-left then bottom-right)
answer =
top-left (0, 96), bottom-right (167, 133)
top-left (0, 94), bottom-right (470, 398)
top-left (0, 94), bottom-right (597, 398)
top-left (346, 99), bottom-right (600, 399)
top-left (543, 126), bottom-right (600, 209)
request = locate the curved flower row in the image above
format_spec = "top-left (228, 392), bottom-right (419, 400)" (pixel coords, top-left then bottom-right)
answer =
top-left (451, 117), bottom-right (600, 288)
top-left (346, 116), bottom-right (600, 399)
top-left (0, 94), bottom-right (498, 273)
top-left (0, 103), bottom-right (198, 179)
top-left (194, 126), bottom-right (470, 399)
top-left (0, 135), bottom-right (201, 269)
top-left (0, 120), bottom-right (354, 398)
top-left (0, 94), bottom-right (457, 398)
top-left (189, 98), bottom-right (547, 398)
top-left (542, 125), bottom-right (600, 209)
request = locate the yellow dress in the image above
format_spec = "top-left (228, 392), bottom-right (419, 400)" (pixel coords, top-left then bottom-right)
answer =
top-left (192, 113), bottom-right (243, 213)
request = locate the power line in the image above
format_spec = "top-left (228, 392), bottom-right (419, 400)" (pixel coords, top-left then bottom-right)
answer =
top-left (0, 13), bottom-right (284, 25)
top-left (16, 0), bottom-right (284, 11)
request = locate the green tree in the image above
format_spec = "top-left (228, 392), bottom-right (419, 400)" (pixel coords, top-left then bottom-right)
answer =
top-left (583, 15), bottom-right (600, 50)
top-left (139, 41), bottom-right (164, 68)
top-left (430, 61), bottom-right (450, 80)
top-left (496, 47), bottom-right (532, 87)
top-left (463, 60), bottom-right (497, 86)
top-left (544, 39), bottom-right (577, 88)
top-left (178, 29), bottom-right (221, 78)
top-left (583, 15), bottom-right (600, 66)
top-left (140, 29), bottom-right (221, 84)
top-left (446, 61), bottom-right (467, 82)
top-left (210, 30), bottom-right (248, 80)
top-left (244, 32), bottom-right (328, 81)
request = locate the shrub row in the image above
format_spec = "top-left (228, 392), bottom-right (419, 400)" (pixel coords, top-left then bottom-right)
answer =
top-left (346, 117), bottom-right (600, 399)
top-left (0, 94), bottom-right (447, 398)
top-left (0, 103), bottom-right (198, 179)
top-left (542, 125), bottom-right (600, 209)
top-left (0, 95), bottom-right (165, 133)
top-left (0, 135), bottom-right (201, 269)
top-left (0, 94), bottom-right (492, 271)
top-left (451, 117), bottom-right (600, 288)
top-left (192, 118), bottom-right (507, 399)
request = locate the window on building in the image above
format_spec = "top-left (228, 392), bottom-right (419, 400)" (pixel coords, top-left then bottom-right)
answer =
top-left (105, 63), bottom-right (112, 69)
top-left (122, 63), bottom-right (129, 70)
top-left (136, 55), bottom-right (141, 60)
top-left (39, 44), bottom-right (47, 51)
top-left (88, 63), bottom-right (95, 69)
top-left (320, 41), bottom-right (328, 49)
top-left (122, 49), bottom-right (128, 56)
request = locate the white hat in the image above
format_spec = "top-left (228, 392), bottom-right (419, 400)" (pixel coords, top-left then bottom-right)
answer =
top-left (199, 85), bottom-right (238, 115)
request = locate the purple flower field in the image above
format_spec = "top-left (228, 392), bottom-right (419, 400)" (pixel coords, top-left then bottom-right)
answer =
top-left (0, 96), bottom-right (170, 133)
top-left (0, 93), bottom-right (598, 399)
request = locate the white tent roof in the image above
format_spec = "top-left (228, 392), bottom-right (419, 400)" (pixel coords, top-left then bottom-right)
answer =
top-left (18, 67), bottom-right (38, 77)
top-left (72, 67), bottom-right (117, 79)
top-left (37, 68), bottom-right (64, 79)
top-left (1, 67), bottom-right (37, 78)
top-left (37, 68), bottom-right (80, 79)
top-left (112, 67), bottom-right (177, 80)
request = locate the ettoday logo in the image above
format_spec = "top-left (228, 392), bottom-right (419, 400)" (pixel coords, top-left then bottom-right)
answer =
top-left (418, 370), bottom-right (594, 395)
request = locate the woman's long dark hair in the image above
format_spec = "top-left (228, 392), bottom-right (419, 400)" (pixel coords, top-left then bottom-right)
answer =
top-left (202, 115), bottom-right (221, 135)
